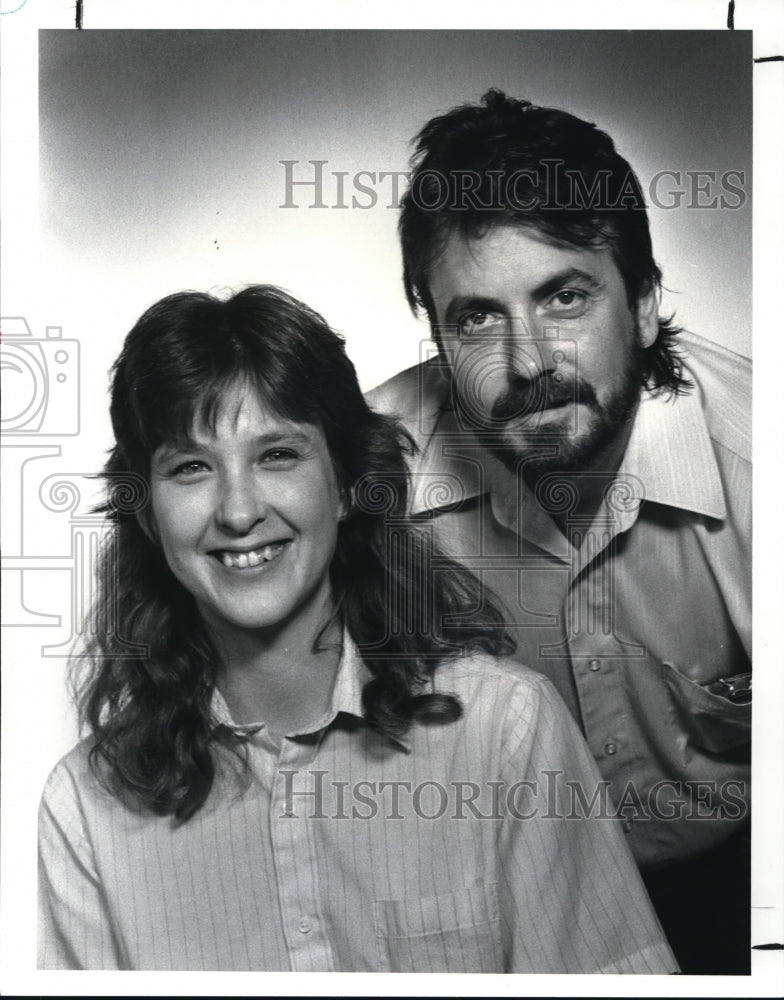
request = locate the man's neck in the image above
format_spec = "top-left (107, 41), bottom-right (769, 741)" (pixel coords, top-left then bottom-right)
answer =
top-left (523, 416), bottom-right (636, 542)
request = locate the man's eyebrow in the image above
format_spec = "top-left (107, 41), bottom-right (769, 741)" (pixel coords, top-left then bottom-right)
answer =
top-left (533, 268), bottom-right (604, 300)
top-left (441, 270), bottom-right (605, 323)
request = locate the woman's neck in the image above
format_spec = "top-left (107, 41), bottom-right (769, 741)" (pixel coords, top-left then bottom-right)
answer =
top-left (211, 616), bottom-right (343, 734)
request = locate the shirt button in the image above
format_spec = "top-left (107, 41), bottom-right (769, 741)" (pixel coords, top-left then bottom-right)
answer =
top-left (588, 659), bottom-right (601, 672)
top-left (604, 741), bottom-right (618, 756)
top-left (622, 819), bottom-right (633, 833)
top-left (298, 918), bottom-right (312, 934)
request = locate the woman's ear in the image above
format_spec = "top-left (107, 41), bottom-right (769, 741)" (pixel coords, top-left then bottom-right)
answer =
top-left (338, 485), bottom-right (354, 522)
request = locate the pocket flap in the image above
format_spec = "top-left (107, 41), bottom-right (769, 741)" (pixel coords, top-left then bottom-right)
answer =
top-left (374, 882), bottom-right (500, 938)
top-left (662, 661), bottom-right (751, 753)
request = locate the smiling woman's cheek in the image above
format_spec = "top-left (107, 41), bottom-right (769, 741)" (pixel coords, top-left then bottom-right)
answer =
top-left (147, 388), bottom-right (346, 642)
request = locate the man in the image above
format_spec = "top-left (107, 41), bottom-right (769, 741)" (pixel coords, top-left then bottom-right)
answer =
top-left (368, 90), bottom-right (751, 975)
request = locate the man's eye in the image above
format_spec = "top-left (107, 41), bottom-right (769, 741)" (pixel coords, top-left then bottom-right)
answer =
top-left (458, 312), bottom-right (505, 337)
top-left (546, 289), bottom-right (588, 313)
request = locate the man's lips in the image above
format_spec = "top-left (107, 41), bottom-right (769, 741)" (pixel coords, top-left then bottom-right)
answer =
top-left (491, 376), bottom-right (594, 422)
top-left (210, 541), bottom-right (289, 570)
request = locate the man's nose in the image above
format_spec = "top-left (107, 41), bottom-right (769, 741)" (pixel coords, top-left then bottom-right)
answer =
top-left (216, 471), bottom-right (267, 534)
top-left (506, 317), bottom-right (553, 382)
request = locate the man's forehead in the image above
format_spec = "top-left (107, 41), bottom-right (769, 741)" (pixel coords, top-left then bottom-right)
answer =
top-left (429, 224), bottom-right (617, 295)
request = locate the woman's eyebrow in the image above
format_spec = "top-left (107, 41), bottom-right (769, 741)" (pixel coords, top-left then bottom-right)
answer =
top-left (251, 429), bottom-right (314, 445)
top-left (153, 437), bottom-right (201, 459)
top-left (155, 427), bottom-right (316, 457)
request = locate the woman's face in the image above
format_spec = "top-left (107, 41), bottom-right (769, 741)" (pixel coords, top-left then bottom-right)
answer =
top-left (149, 383), bottom-right (346, 644)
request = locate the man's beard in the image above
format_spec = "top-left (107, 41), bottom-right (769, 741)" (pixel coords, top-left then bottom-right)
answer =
top-left (456, 331), bottom-right (647, 481)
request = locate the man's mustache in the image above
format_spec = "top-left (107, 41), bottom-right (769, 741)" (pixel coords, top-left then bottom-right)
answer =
top-left (491, 373), bottom-right (597, 422)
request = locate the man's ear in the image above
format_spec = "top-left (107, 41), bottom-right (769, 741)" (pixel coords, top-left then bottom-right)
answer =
top-left (636, 288), bottom-right (660, 349)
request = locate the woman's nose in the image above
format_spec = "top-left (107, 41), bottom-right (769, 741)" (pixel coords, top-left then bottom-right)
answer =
top-left (215, 472), bottom-right (267, 534)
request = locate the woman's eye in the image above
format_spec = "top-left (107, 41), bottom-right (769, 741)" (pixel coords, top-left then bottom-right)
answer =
top-left (261, 449), bottom-right (298, 466)
top-left (172, 460), bottom-right (208, 477)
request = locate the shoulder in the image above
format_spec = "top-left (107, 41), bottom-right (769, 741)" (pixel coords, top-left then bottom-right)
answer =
top-left (39, 739), bottom-right (111, 820)
top-left (678, 331), bottom-right (751, 462)
top-left (366, 361), bottom-right (426, 413)
top-left (366, 360), bottom-right (448, 428)
top-left (434, 652), bottom-right (568, 733)
top-left (42, 739), bottom-right (94, 793)
top-left (427, 653), bottom-right (588, 779)
top-left (678, 329), bottom-right (751, 383)
top-left (436, 650), bottom-right (546, 688)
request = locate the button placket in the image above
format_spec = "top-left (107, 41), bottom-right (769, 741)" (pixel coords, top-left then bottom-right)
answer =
top-left (270, 738), bottom-right (335, 970)
top-left (567, 550), bottom-right (638, 775)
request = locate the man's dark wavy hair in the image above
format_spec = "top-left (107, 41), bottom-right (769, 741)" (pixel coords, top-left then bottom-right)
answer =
top-left (400, 88), bottom-right (691, 395)
top-left (74, 284), bottom-right (512, 821)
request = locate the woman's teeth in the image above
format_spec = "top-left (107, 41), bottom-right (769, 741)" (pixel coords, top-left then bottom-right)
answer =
top-left (219, 544), bottom-right (285, 569)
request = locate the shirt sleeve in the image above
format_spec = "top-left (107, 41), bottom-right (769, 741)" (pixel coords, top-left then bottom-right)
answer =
top-left (495, 676), bottom-right (679, 974)
top-left (38, 759), bottom-right (123, 970)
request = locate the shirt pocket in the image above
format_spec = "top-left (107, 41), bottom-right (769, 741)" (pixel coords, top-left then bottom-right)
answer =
top-left (661, 660), bottom-right (751, 753)
top-left (374, 882), bottom-right (504, 973)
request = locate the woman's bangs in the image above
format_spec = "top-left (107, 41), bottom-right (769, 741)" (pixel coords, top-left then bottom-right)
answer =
top-left (151, 367), bottom-right (318, 453)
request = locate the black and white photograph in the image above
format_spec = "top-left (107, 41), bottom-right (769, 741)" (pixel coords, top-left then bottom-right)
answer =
top-left (1, 0), bottom-right (782, 994)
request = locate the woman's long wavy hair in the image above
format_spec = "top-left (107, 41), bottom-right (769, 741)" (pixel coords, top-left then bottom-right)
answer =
top-left (75, 285), bottom-right (513, 820)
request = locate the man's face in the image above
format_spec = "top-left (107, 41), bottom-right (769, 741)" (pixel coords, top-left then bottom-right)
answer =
top-left (427, 224), bottom-right (659, 477)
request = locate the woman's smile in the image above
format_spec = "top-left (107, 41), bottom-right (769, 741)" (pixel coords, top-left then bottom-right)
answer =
top-left (212, 540), bottom-right (290, 570)
top-left (150, 383), bottom-right (347, 641)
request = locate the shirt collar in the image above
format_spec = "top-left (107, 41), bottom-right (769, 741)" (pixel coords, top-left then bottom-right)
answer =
top-left (210, 631), bottom-right (411, 750)
top-left (408, 370), bottom-right (485, 515)
top-left (410, 375), bottom-right (726, 523)
top-left (622, 385), bottom-right (726, 520)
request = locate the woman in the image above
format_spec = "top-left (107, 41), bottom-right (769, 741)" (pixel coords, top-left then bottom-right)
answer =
top-left (38, 285), bottom-right (676, 973)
